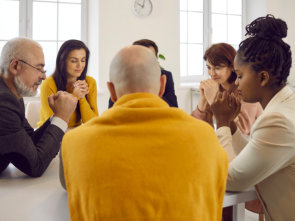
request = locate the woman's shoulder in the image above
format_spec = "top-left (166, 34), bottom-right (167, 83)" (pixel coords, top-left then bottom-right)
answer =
top-left (85, 76), bottom-right (97, 85)
top-left (43, 75), bottom-right (55, 84)
top-left (41, 75), bottom-right (57, 88)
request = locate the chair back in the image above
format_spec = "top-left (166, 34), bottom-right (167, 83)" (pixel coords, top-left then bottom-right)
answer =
top-left (25, 100), bottom-right (41, 129)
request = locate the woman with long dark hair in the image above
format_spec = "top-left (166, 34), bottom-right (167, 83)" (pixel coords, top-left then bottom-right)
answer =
top-left (38, 39), bottom-right (98, 128)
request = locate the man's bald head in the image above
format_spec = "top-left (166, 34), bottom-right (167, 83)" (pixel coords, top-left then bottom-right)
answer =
top-left (109, 45), bottom-right (163, 99)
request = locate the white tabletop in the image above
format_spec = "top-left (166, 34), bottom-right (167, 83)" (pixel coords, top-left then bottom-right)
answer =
top-left (0, 157), bottom-right (257, 221)
top-left (0, 157), bottom-right (69, 221)
top-left (223, 188), bottom-right (257, 208)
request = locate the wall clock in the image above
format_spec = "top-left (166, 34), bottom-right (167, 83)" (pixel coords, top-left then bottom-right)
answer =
top-left (132, 0), bottom-right (153, 17)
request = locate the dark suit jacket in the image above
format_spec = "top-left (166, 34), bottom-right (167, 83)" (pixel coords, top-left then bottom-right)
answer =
top-left (108, 69), bottom-right (178, 108)
top-left (0, 77), bottom-right (64, 177)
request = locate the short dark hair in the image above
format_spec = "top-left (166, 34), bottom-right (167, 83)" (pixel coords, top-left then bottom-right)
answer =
top-left (237, 14), bottom-right (292, 87)
top-left (204, 43), bottom-right (237, 83)
top-left (53, 39), bottom-right (90, 91)
top-left (132, 39), bottom-right (158, 56)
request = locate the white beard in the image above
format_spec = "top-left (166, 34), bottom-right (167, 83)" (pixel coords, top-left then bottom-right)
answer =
top-left (14, 75), bottom-right (37, 97)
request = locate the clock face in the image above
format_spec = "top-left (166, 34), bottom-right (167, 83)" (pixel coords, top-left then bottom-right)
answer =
top-left (133, 0), bottom-right (153, 17)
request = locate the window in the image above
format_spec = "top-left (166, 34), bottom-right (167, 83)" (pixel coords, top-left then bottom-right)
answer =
top-left (0, 0), bottom-right (87, 76)
top-left (180, 0), bottom-right (244, 84)
top-left (0, 0), bottom-right (20, 50)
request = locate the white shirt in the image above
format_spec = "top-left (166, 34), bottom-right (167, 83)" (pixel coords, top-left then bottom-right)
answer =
top-left (51, 116), bottom-right (67, 132)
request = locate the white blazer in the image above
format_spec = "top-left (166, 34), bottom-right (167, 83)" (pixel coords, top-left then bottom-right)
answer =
top-left (217, 86), bottom-right (295, 221)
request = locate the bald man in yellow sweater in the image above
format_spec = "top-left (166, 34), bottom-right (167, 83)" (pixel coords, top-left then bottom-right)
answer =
top-left (60, 45), bottom-right (228, 221)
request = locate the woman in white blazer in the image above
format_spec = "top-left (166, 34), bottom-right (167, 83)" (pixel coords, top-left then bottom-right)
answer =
top-left (211, 14), bottom-right (295, 221)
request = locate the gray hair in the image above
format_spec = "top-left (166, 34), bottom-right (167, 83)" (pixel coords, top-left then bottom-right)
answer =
top-left (0, 37), bottom-right (42, 77)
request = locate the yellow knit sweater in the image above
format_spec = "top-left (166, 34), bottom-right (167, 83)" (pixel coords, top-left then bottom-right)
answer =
top-left (38, 76), bottom-right (98, 128)
top-left (62, 93), bottom-right (228, 221)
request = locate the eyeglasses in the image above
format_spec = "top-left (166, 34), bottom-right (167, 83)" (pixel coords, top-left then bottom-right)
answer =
top-left (18, 59), bottom-right (46, 74)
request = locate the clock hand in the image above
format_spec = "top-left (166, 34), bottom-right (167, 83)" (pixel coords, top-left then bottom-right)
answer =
top-left (142, 0), bottom-right (146, 7)
top-left (136, 2), bottom-right (144, 8)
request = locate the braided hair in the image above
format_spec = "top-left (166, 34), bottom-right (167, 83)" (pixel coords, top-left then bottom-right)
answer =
top-left (237, 14), bottom-right (292, 87)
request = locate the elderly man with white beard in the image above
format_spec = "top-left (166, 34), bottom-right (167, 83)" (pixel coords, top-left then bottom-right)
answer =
top-left (0, 37), bottom-right (77, 177)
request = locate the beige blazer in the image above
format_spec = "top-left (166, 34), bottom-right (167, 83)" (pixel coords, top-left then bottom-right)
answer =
top-left (217, 86), bottom-right (295, 221)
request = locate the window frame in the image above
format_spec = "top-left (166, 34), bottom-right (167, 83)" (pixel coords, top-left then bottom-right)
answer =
top-left (0, 0), bottom-right (88, 75)
top-left (180, 0), bottom-right (246, 85)
top-left (18, 0), bottom-right (88, 43)
top-left (0, 0), bottom-right (90, 94)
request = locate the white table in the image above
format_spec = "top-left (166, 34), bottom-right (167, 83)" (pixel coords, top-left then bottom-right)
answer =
top-left (223, 189), bottom-right (258, 221)
top-left (0, 157), bottom-right (257, 221)
top-left (0, 157), bottom-right (69, 221)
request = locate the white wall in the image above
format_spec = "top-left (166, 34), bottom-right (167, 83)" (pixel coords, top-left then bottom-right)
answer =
top-left (96, 0), bottom-right (180, 114)
top-left (245, 0), bottom-right (267, 23)
top-left (24, 1), bottom-right (295, 114)
top-left (91, 0), bottom-right (295, 116)
top-left (245, 0), bottom-right (295, 85)
top-left (266, 0), bottom-right (295, 85)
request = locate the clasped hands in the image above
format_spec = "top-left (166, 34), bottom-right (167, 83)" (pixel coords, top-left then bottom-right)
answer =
top-left (197, 79), bottom-right (220, 112)
top-left (199, 79), bottom-right (241, 128)
top-left (199, 79), bottom-right (219, 105)
top-left (48, 91), bottom-right (78, 123)
top-left (210, 91), bottom-right (241, 128)
top-left (72, 80), bottom-right (89, 99)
